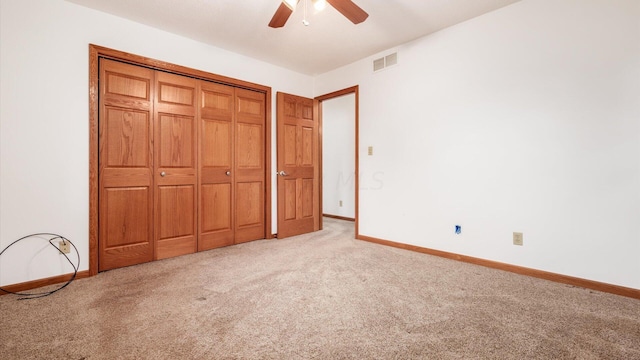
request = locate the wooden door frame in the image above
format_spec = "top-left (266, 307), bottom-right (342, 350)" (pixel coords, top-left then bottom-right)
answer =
top-left (315, 86), bottom-right (359, 236)
top-left (89, 44), bottom-right (272, 276)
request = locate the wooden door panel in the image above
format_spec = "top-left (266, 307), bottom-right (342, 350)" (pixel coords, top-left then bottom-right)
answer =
top-left (284, 125), bottom-right (297, 166)
top-left (104, 63), bottom-right (151, 101)
top-left (155, 72), bottom-right (198, 259)
top-left (104, 108), bottom-right (150, 167)
top-left (202, 120), bottom-right (231, 168)
top-left (237, 92), bottom-right (265, 118)
top-left (199, 82), bottom-right (235, 250)
top-left (235, 181), bottom-right (265, 243)
top-left (158, 82), bottom-right (195, 106)
top-left (236, 182), bottom-right (263, 227)
top-left (302, 178), bottom-right (314, 218)
top-left (237, 123), bottom-right (262, 168)
top-left (283, 179), bottom-right (297, 220)
top-left (100, 186), bottom-right (152, 270)
top-left (302, 126), bottom-right (314, 166)
top-left (201, 184), bottom-right (232, 232)
top-left (235, 89), bottom-right (266, 244)
top-left (99, 58), bottom-right (155, 271)
top-left (277, 92), bottom-right (319, 239)
top-left (158, 114), bottom-right (195, 168)
top-left (158, 185), bottom-right (195, 239)
top-left (104, 188), bottom-right (150, 247)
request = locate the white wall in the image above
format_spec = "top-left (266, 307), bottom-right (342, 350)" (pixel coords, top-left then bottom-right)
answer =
top-left (322, 94), bottom-right (356, 218)
top-left (0, 0), bottom-right (313, 286)
top-left (315, 0), bottom-right (640, 289)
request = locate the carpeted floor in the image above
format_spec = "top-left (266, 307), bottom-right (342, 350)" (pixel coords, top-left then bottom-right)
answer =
top-left (1, 218), bottom-right (639, 359)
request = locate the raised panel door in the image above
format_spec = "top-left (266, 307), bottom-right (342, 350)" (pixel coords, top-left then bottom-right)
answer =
top-left (154, 71), bottom-right (198, 260)
top-left (199, 82), bottom-right (235, 250)
top-left (276, 92), bottom-right (319, 239)
top-left (98, 59), bottom-right (154, 271)
top-left (235, 88), bottom-right (266, 243)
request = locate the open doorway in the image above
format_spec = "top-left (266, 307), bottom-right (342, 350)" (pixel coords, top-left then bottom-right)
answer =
top-left (317, 86), bottom-right (359, 235)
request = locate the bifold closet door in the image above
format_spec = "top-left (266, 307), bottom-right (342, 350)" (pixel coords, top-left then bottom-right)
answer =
top-left (198, 84), bottom-right (266, 249)
top-left (199, 82), bottom-right (235, 250)
top-left (99, 59), bottom-right (266, 269)
top-left (234, 88), bottom-right (266, 243)
top-left (154, 71), bottom-right (199, 260)
top-left (99, 59), bottom-right (155, 271)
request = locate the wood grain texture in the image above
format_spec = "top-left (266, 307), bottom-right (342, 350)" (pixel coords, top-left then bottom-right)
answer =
top-left (89, 45), bottom-right (99, 276)
top-left (276, 92), bottom-right (319, 239)
top-left (89, 45), bottom-right (270, 92)
top-left (89, 45), bottom-right (272, 277)
top-left (327, 0), bottom-right (369, 24)
top-left (357, 234), bottom-right (640, 300)
top-left (199, 82), bottom-right (234, 251)
top-left (268, 2), bottom-right (294, 28)
top-left (234, 89), bottom-right (267, 244)
top-left (154, 71), bottom-right (198, 259)
top-left (99, 58), bottom-right (155, 271)
top-left (0, 271), bottom-right (90, 296)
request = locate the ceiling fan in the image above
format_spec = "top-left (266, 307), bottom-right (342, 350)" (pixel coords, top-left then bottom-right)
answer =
top-left (269, 0), bottom-right (369, 28)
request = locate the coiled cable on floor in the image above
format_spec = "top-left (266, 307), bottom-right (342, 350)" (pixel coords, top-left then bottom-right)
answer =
top-left (0, 233), bottom-right (80, 300)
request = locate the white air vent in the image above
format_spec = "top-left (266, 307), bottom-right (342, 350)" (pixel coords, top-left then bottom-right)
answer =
top-left (373, 52), bottom-right (398, 72)
top-left (385, 53), bottom-right (398, 67)
top-left (373, 57), bottom-right (385, 72)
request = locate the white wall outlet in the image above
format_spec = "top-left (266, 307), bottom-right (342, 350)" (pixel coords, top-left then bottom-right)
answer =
top-left (58, 240), bottom-right (70, 254)
top-left (513, 232), bottom-right (523, 246)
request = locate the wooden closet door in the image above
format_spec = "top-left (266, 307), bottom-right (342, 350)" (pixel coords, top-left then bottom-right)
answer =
top-left (154, 71), bottom-right (198, 259)
top-left (98, 59), bottom-right (155, 271)
top-left (235, 88), bottom-right (267, 243)
top-left (199, 82), bottom-right (235, 250)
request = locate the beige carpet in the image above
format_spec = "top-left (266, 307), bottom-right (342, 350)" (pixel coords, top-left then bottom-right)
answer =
top-left (1, 218), bottom-right (639, 359)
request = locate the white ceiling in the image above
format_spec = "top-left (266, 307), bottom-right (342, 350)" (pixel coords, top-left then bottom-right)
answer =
top-left (66, 0), bottom-right (521, 75)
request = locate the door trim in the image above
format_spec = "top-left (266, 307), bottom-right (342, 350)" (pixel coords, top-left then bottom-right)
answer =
top-left (315, 86), bottom-right (359, 236)
top-left (89, 44), bottom-right (272, 276)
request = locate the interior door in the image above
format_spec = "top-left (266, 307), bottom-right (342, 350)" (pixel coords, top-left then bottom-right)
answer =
top-left (154, 71), bottom-right (198, 259)
top-left (199, 82), bottom-right (235, 250)
top-left (98, 59), bottom-right (155, 271)
top-left (276, 92), bottom-right (320, 239)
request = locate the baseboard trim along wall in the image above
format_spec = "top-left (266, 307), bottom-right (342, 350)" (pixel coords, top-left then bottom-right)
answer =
top-left (0, 270), bottom-right (90, 296)
top-left (357, 235), bottom-right (640, 300)
top-left (323, 214), bottom-right (356, 222)
top-left (3, 236), bottom-right (637, 300)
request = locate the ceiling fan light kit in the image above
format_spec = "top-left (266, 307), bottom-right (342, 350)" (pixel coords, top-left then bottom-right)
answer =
top-left (313, 0), bottom-right (327, 11)
top-left (269, 0), bottom-right (368, 28)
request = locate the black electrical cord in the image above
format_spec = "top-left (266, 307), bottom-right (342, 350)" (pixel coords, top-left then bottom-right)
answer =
top-left (0, 233), bottom-right (80, 300)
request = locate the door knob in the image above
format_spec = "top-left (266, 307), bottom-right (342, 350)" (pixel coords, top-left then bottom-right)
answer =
top-left (225, 171), bottom-right (231, 176)
top-left (160, 171), bottom-right (166, 177)
top-left (277, 171), bottom-right (288, 176)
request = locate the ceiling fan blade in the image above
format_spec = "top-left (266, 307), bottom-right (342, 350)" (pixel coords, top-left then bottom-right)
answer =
top-left (269, 2), bottom-right (294, 28)
top-left (326, 0), bottom-right (369, 24)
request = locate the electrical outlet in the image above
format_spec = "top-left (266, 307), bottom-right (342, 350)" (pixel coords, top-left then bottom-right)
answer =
top-left (339, 200), bottom-right (343, 207)
top-left (513, 232), bottom-right (523, 246)
top-left (368, 146), bottom-right (373, 156)
top-left (58, 240), bottom-right (70, 254)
